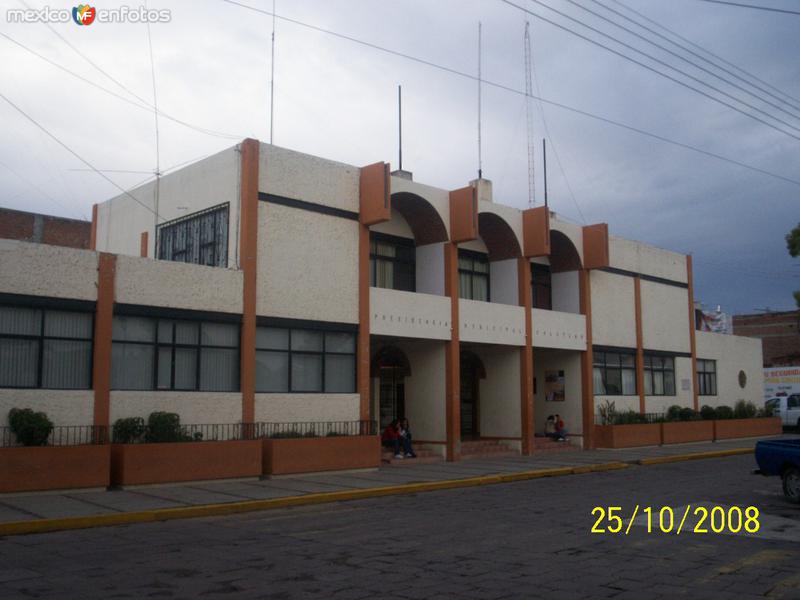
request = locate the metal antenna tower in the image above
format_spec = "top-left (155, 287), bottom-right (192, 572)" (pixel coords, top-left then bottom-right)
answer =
top-left (524, 21), bottom-right (535, 207)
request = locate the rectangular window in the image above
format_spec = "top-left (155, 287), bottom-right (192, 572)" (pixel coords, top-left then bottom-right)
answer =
top-left (593, 350), bottom-right (636, 396)
top-left (255, 325), bottom-right (356, 393)
top-left (458, 249), bottom-right (490, 302)
top-left (0, 305), bottom-right (93, 389)
top-left (644, 354), bottom-right (676, 396)
top-left (531, 263), bottom-right (552, 310)
top-left (157, 204), bottom-right (229, 268)
top-left (369, 232), bottom-right (415, 292)
top-left (696, 359), bottom-right (717, 396)
top-left (111, 314), bottom-right (239, 391)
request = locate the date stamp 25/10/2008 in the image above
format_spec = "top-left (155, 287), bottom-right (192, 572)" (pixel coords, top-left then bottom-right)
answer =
top-left (591, 505), bottom-right (760, 535)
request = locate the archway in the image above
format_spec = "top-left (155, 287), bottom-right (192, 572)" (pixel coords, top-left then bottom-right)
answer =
top-left (391, 192), bottom-right (449, 245)
top-left (549, 230), bottom-right (582, 273)
top-left (371, 346), bottom-right (411, 428)
top-left (477, 212), bottom-right (522, 261)
top-left (460, 350), bottom-right (487, 438)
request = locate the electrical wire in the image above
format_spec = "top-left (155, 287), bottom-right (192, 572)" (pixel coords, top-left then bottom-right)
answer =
top-left (693, 0), bottom-right (800, 16)
top-left (221, 0), bottom-right (800, 189)
top-left (0, 90), bottom-right (162, 219)
top-left (0, 159), bottom-right (83, 219)
top-left (501, 0), bottom-right (800, 142)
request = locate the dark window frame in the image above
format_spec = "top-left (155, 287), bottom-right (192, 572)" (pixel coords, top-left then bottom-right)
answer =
top-left (369, 231), bottom-right (416, 292)
top-left (531, 263), bottom-right (552, 310)
top-left (697, 358), bottom-right (717, 396)
top-left (156, 203), bottom-right (229, 268)
top-left (458, 248), bottom-right (491, 302)
top-left (0, 304), bottom-right (94, 390)
top-left (110, 315), bottom-right (240, 392)
top-left (593, 350), bottom-right (637, 396)
top-left (255, 326), bottom-right (357, 394)
top-left (644, 353), bottom-right (676, 396)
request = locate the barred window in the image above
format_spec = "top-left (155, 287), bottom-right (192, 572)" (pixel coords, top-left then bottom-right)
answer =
top-left (111, 315), bottom-right (239, 391)
top-left (369, 232), bottom-right (415, 292)
top-left (0, 305), bottom-right (92, 389)
top-left (255, 326), bottom-right (356, 393)
top-left (458, 249), bottom-right (490, 302)
top-left (157, 204), bottom-right (228, 268)
top-left (644, 354), bottom-right (676, 396)
top-left (697, 359), bottom-right (717, 396)
top-left (593, 351), bottom-right (636, 396)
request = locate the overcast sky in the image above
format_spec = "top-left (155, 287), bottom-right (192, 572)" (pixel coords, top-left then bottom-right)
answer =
top-left (1, 0), bottom-right (798, 314)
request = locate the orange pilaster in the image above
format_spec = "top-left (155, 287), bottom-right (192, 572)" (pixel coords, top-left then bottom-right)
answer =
top-left (239, 138), bottom-right (260, 425)
top-left (518, 256), bottom-right (534, 455)
top-left (90, 204), bottom-right (98, 251)
top-left (687, 255), bottom-right (699, 410)
top-left (140, 231), bottom-right (149, 258)
top-left (579, 269), bottom-right (595, 449)
top-left (634, 276), bottom-right (645, 414)
top-left (92, 253), bottom-right (116, 431)
top-left (444, 242), bottom-right (461, 461)
top-left (358, 223), bottom-right (371, 421)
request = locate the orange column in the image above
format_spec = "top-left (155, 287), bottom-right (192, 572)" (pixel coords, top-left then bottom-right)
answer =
top-left (357, 223), bottom-right (371, 421)
top-left (239, 139), bottom-right (260, 425)
top-left (140, 231), bottom-right (149, 258)
top-left (634, 276), bottom-right (645, 414)
top-left (90, 204), bottom-right (98, 251)
top-left (92, 253), bottom-right (116, 432)
top-left (686, 255), bottom-right (699, 410)
top-left (518, 257), bottom-right (534, 455)
top-left (444, 242), bottom-right (461, 461)
top-left (579, 269), bottom-right (595, 449)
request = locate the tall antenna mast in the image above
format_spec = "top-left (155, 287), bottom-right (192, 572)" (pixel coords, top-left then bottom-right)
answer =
top-left (524, 21), bottom-right (535, 207)
top-left (269, 0), bottom-right (276, 144)
top-left (145, 12), bottom-right (160, 237)
top-left (543, 138), bottom-right (548, 207)
top-left (477, 21), bottom-right (483, 180)
top-left (398, 85), bottom-right (403, 171)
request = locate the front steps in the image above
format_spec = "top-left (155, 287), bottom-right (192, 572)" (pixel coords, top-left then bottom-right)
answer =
top-left (381, 447), bottom-right (443, 466)
top-left (460, 439), bottom-right (519, 460)
top-left (534, 436), bottom-right (580, 452)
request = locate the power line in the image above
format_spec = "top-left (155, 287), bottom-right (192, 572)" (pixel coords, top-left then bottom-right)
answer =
top-left (693, 0), bottom-right (800, 16)
top-left (0, 159), bottom-right (83, 219)
top-left (603, 0), bottom-right (800, 115)
top-left (566, 0), bottom-right (800, 123)
top-left (501, 0), bottom-right (800, 142)
top-left (0, 33), bottom-right (242, 141)
top-left (0, 90), bottom-right (162, 219)
top-left (221, 0), bottom-right (800, 189)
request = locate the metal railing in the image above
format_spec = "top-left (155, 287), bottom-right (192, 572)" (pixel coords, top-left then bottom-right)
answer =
top-left (0, 425), bottom-right (108, 447)
top-left (112, 422), bottom-right (255, 444)
top-left (596, 412), bottom-right (666, 426)
top-left (255, 420), bottom-right (377, 439)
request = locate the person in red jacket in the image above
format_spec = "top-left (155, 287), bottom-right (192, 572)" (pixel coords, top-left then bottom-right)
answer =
top-left (382, 420), bottom-right (403, 459)
top-left (555, 414), bottom-right (568, 442)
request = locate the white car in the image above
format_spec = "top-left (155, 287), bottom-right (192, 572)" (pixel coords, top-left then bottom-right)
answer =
top-left (766, 394), bottom-right (800, 428)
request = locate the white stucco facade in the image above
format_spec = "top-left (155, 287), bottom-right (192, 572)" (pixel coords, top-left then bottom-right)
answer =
top-left (695, 331), bottom-right (764, 408)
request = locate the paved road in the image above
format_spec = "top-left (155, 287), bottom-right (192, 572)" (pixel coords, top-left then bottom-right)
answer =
top-left (1, 454), bottom-right (798, 599)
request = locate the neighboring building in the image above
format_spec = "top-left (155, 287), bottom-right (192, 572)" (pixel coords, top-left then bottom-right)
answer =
top-left (0, 207), bottom-right (91, 249)
top-left (0, 140), bottom-right (764, 458)
top-left (733, 310), bottom-right (800, 367)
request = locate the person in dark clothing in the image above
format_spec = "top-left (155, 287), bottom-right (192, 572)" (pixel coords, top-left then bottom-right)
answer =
top-left (381, 420), bottom-right (404, 459)
top-left (399, 418), bottom-right (416, 458)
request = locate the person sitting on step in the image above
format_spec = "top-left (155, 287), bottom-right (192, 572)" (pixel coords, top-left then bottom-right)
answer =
top-left (544, 415), bottom-right (558, 439)
top-left (555, 414), bottom-right (568, 442)
top-left (398, 418), bottom-right (416, 458)
top-left (381, 420), bottom-right (404, 459)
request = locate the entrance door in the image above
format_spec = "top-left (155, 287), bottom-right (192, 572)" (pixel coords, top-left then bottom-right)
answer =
top-left (379, 367), bottom-right (405, 429)
top-left (460, 370), bottom-right (478, 437)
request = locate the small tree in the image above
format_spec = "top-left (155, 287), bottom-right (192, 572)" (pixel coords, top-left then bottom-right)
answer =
top-left (787, 223), bottom-right (800, 307)
top-left (8, 408), bottom-right (53, 446)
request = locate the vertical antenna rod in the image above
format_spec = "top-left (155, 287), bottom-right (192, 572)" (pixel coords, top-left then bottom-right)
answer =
top-left (269, 0), bottom-right (276, 144)
top-left (398, 85), bottom-right (403, 171)
top-left (543, 138), bottom-right (548, 208)
top-left (524, 22), bottom-right (535, 207)
top-left (145, 12), bottom-right (160, 235)
top-left (477, 21), bottom-right (483, 180)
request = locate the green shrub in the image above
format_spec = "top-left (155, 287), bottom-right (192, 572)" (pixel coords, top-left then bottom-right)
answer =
top-left (679, 407), bottom-right (697, 421)
top-left (145, 412), bottom-right (188, 443)
top-left (598, 400), bottom-right (617, 426)
top-left (715, 406), bottom-right (734, 420)
top-left (733, 400), bottom-right (757, 419)
top-left (8, 408), bottom-right (53, 446)
top-left (112, 417), bottom-right (145, 444)
top-left (758, 405), bottom-right (774, 418)
top-left (700, 405), bottom-right (716, 420)
top-left (615, 410), bottom-right (649, 425)
top-left (666, 405), bottom-right (683, 421)
top-left (270, 429), bottom-right (302, 439)
top-left (326, 431), bottom-right (345, 437)
top-left (303, 429), bottom-right (318, 438)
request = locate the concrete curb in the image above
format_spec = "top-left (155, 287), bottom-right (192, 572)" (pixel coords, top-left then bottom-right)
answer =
top-left (635, 447), bottom-right (752, 465)
top-left (0, 462), bottom-right (630, 537)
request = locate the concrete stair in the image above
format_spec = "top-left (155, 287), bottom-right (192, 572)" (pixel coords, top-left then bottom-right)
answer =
top-left (534, 436), bottom-right (580, 452)
top-left (460, 439), bottom-right (519, 460)
top-left (381, 447), bottom-right (443, 466)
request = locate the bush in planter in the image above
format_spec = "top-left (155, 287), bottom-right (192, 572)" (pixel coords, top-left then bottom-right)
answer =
top-left (113, 417), bottom-right (145, 444)
top-left (666, 405), bottom-right (683, 422)
top-left (733, 400), bottom-right (757, 419)
top-left (758, 405), bottom-right (774, 418)
top-left (614, 410), bottom-right (651, 425)
top-left (700, 405), bottom-right (716, 421)
top-left (8, 408), bottom-right (53, 446)
top-left (145, 412), bottom-right (190, 443)
top-left (715, 406), bottom-right (734, 420)
top-left (270, 430), bottom-right (302, 439)
top-left (679, 407), bottom-right (698, 421)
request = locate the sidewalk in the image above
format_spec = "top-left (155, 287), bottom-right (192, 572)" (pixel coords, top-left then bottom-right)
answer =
top-left (1, 435), bottom-right (795, 536)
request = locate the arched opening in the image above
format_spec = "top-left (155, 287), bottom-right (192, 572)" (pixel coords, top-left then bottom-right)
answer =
top-left (458, 213), bottom-right (521, 304)
top-left (535, 230), bottom-right (582, 314)
top-left (391, 192), bottom-right (448, 245)
top-left (549, 230), bottom-right (582, 273)
top-left (477, 213), bottom-right (521, 261)
top-left (460, 350), bottom-right (487, 438)
top-left (372, 346), bottom-right (411, 428)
